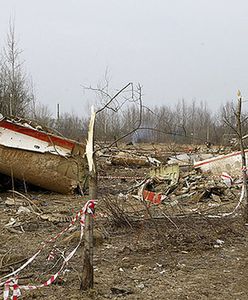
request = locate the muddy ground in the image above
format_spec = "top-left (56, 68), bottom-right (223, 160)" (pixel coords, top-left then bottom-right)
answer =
top-left (0, 144), bottom-right (248, 299)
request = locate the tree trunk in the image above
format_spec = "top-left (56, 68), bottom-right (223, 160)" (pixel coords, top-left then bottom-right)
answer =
top-left (236, 91), bottom-right (248, 220)
top-left (80, 169), bottom-right (97, 290)
top-left (81, 106), bottom-right (96, 291)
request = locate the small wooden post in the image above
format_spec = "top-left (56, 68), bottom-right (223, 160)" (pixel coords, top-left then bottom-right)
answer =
top-left (81, 106), bottom-right (96, 290)
top-left (57, 103), bottom-right (60, 120)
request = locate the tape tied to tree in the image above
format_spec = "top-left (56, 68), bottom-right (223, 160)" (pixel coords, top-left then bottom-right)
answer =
top-left (0, 200), bottom-right (96, 300)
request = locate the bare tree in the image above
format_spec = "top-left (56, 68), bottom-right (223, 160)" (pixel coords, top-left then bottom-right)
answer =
top-left (29, 102), bottom-right (54, 127)
top-left (221, 91), bottom-right (248, 219)
top-left (235, 91), bottom-right (248, 220)
top-left (0, 21), bottom-right (34, 116)
top-left (55, 112), bottom-right (86, 140)
top-left (81, 81), bottom-right (143, 291)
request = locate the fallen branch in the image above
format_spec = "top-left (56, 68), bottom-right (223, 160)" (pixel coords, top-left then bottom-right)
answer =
top-left (8, 190), bottom-right (42, 214)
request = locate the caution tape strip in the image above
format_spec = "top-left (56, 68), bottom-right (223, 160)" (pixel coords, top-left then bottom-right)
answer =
top-left (98, 175), bottom-right (144, 180)
top-left (0, 200), bottom-right (96, 300)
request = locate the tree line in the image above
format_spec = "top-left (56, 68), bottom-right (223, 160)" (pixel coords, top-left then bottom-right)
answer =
top-left (25, 98), bottom-right (248, 147)
top-left (0, 23), bottom-right (247, 146)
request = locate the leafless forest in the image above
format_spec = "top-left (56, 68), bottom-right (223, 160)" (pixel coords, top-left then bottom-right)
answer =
top-left (0, 24), bottom-right (247, 147)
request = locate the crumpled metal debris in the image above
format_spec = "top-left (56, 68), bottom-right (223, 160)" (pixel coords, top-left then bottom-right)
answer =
top-left (134, 166), bottom-right (239, 207)
top-left (0, 115), bottom-right (87, 194)
top-left (149, 164), bottom-right (179, 183)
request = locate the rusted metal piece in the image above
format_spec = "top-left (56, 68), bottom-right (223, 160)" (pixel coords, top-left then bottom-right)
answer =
top-left (111, 155), bottom-right (149, 166)
top-left (0, 116), bottom-right (87, 194)
top-left (0, 145), bottom-right (86, 194)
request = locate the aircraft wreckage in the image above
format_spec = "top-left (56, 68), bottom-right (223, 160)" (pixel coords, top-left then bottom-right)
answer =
top-left (0, 114), bottom-right (87, 194)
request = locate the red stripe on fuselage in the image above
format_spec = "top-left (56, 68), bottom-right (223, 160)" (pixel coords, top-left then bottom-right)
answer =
top-left (0, 120), bottom-right (75, 150)
top-left (194, 149), bottom-right (248, 167)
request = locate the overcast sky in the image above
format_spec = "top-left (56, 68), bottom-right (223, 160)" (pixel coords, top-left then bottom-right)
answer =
top-left (1, 0), bottom-right (248, 116)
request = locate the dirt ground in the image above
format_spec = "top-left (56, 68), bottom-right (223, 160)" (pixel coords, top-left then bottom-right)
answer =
top-left (0, 144), bottom-right (248, 300)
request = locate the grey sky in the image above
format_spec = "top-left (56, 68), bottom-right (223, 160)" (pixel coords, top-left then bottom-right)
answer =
top-left (1, 0), bottom-right (248, 116)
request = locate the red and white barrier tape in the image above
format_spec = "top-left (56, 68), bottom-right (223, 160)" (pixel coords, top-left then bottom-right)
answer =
top-left (242, 166), bottom-right (247, 172)
top-left (1, 199), bottom-right (96, 300)
top-left (98, 175), bottom-right (144, 180)
top-left (220, 172), bottom-right (233, 187)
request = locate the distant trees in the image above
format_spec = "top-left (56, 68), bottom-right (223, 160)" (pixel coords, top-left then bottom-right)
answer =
top-left (0, 23), bottom-right (245, 146)
top-left (29, 96), bottom-right (244, 147)
top-left (0, 22), bottom-right (34, 117)
top-left (29, 101), bottom-right (54, 128)
top-left (55, 112), bottom-right (87, 141)
top-left (89, 98), bottom-right (246, 146)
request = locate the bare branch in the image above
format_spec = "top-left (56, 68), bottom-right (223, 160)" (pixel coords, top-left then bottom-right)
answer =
top-left (96, 82), bottom-right (133, 114)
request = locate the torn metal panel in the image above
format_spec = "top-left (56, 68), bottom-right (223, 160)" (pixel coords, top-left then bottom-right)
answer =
top-left (0, 116), bottom-right (87, 194)
top-left (194, 150), bottom-right (248, 176)
top-left (143, 190), bottom-right (164, 205)
top-left (149, 164), bottom-right (179, 183)
top-left (0, 118), bottom-right (77, 156)
top-left (168, 153), bottom-right (214, 166)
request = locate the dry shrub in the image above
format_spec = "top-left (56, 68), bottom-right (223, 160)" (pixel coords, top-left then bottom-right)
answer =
top-left (100, 196), bottom-right (134, 228)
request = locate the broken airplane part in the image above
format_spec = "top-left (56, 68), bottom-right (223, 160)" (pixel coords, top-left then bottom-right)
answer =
top-left (0, 115), bottom-right (87, 194)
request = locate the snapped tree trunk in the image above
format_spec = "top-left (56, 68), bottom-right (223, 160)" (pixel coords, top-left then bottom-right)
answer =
top-left (80, 168), bottom-right (97, 290)
top-left (81, 107), bottom-right (97, 291)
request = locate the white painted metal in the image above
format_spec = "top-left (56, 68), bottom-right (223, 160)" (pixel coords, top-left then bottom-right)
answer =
top-left (0, 127), bottom-right (70, 156)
